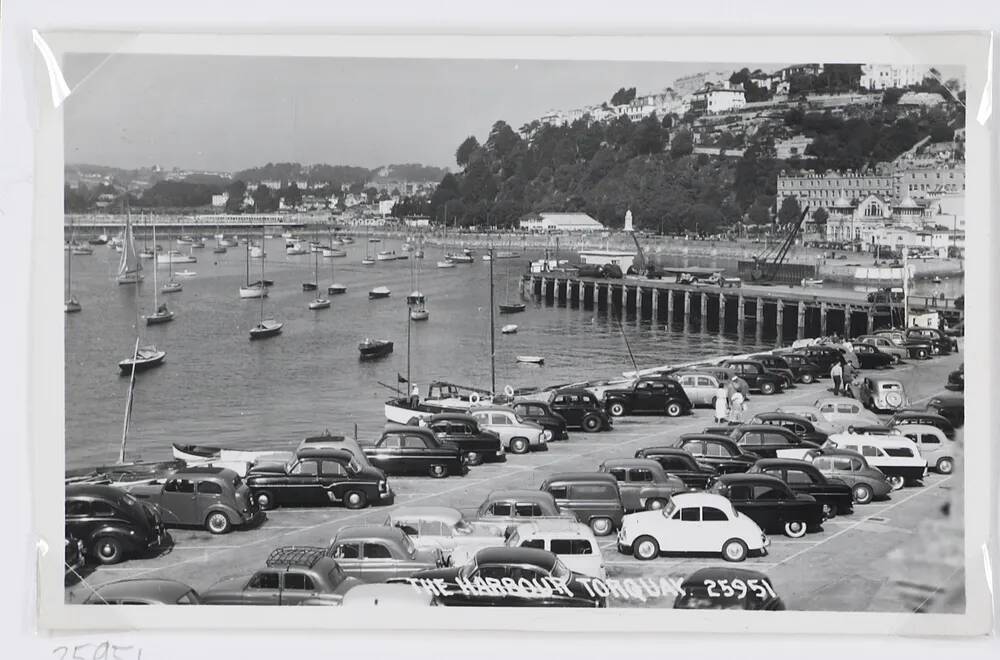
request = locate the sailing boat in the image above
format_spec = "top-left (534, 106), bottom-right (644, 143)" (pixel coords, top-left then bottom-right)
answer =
top-left (327, 225), bottom-right (347, 295)
top-left (362, 226), bottom-right (376, 265)
top-left (249, 225), bottom-right (283, 339)
top-left (408, 253), bottom-right (428, 321)
top-left (118, 301), bottom-right (166, 373)
top-left (239, 237), bottom-right (268, 299)
top-left (213, 225), bottom-right (227, 254)
top-left (143, 223), bottom-right (174, 325)
top-left (138, 213), bottom-right (155, 260)
top-left (116, 204), bottom-right (144, 285)
top-left (499, 257), bottom-right (526, 313)
top-left (302, 228), bottom-right (319, 291)
top-left (308, 247), bottom-right (330, 310)
top-left (65, 217), bottom-right (82, 313)
top-left (161, 230), bottom-right (183, 294)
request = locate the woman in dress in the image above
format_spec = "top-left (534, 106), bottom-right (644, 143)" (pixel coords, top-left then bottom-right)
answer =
top-left (714, 384), bottom-right (729, 424)
top-left (728, 389), bottom-right (746, 425)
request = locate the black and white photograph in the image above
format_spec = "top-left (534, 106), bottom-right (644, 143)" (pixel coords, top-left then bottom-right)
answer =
top-left (18, 28), bottom-right (994, 640)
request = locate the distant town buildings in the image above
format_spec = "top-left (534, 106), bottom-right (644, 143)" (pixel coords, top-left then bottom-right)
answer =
top-left (689, 84), bottom-right (747, 114)
top-left (520, 212), bottom-right (605, 233)
top-left (672, 71), bottom-right (730, 95)
top-left (860, 64), bottom-right (927, 91)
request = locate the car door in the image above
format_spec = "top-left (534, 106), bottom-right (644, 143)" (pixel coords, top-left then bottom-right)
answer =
top-left (700, 505), bottom-right (733, 551)
top-left (287, 458), bottom-right (322, 503)
top-left (329, 541), bottom-right (363, 578)
top-left (633, 381), bottom-right (657, 411)
top-left (550, 395), bottom-right (579, 427)
top-left (244, 570), bottom-right (282, 605)
top-left (319, 459), bottom-right (350, 503)
top-left (402, 433), bottom-right (433, 473)
top-left (360, 542), bottom-right (400, 582)
top-left (280, 571), bottom-right (320, 605)
top-left (158, 478), bottom-right (198, 525)
top-left (693, 376), bottom-right (714, 405)
top-left (673, 505), bottom-right (709, 550)
top-left (606, 468), bottom-right (638, 511)
top-left (194, 479), bottom-right (224, 524)
top-left (65, 499), bottom-right (94, 543)
top-left (748, 484), bottom-right (787, 529)
top-left (489, 413), bottom-right (514, 445)
top-left (369, 434), bottom-right (402, 474)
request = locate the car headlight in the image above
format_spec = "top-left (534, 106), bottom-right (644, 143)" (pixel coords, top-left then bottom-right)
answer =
top-left (541, 429), bottom-right (552, 442)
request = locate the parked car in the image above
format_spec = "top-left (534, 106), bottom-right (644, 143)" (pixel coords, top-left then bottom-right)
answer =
top-left (720, 359), bottom-right (785, 395)
top-left (675, 434), bottom-right (757, 474)
top-left (890, 410), bottom-right (956, 439)
top-left (857, 335), bottom-right (908, 363)
top-left (745, 412), bottom-right (828, 446)
top-left (64, 534), bottom-right (85, 581)
top-left (426, 413), bottom-right (506, 464)
top-left (773, 405), bottom-right (843, 435)
top-left (200, 546), bottom-right (361, 605)
top-left (925, 392), bottom-right (964, 428)
top-left (539, 472), bottom-right (625, 536)
top-left (746, 355), bottom-right (794, 389)
top-left (785, 346), bottom-right (843, 373)
top-left (65, 484), bottom-right (167, 565)
top-left (813, 397), bottom-right (881, 428)
top-left (83, 579), bottom-right (202, 605)
top-left (852, 343), bottom-right (895, 370)
top-left (336, 583), bottom-right (439, 607)
top-left (603, 376), bottom-right (692, 417)
top-left (707, 473), bottom-right (824, 538)
top-left (598, 458), bottom-right (689, 512)
top-left (295, 431), bottom-right (376, 469)
top-left (673, 366), bottom-right (751, 398)
top-left (544, 388), bottom-right (612, 432)
top-left (511, 400), bottom-right (570, 440)
top-left (906, 327), bottom-right (957, 355)
top-left (383, 506), bottom-right (506, 562)
top-left (473, 490), bottom-right (575, 533)
top-left (617, 492), bottom-right (769, 562)
top-left (854, 375), bottom-right (909, 412)
top-left (727, 424), bottom-right (822, 460)
top-left (121, 467), bottom-right (263, 534)
top-left (673, 372), bottom-right (726, 408)
top-left (632, 447), bottom-right (716, 489)
top-left (751, 353), bottom-right (815, 385)
top-left (401, 547), bottom-right (606, 607)
top-left (875, 329), bottom-right (932, 359)
top-left (247, 448), bottom-right (393, 510)
top-left (363, 424), bottom-right (467, 478)
top-left (803, 449), bottom-right (892, 504)
top-left (467, 407), bottom-right (547, 455)
top-left (673, 567), bottom-right (785, 610)
top-left (747, 458), bottom-right (854, 518)
top-left (893, 424), bottom-right (957, 474)
top-left (823, 433), bottom-right (928, 490)
top-left (946, 364), bottom-right (964, 391)
top-left (325, 526), bottom-right (445, 582)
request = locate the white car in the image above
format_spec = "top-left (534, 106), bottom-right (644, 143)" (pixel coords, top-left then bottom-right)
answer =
top-left (469, 407), bottom-right (548, 454)
top-left (813, 398), bottom-right (881, 428)
top-left (773, 405), bottom-right (843, 436)
top-left (674, 372), bottom-right (724, 408)
top-left (452, 520), bottom-right (607, 579)
top-left (339, 583), bottom-right (438, 607)
top-left (824, 433), bottom-right (928, 490)
top-left (893, 424), bottom-right (957, 474)
top-left (616, 492), bottom-right (768, 563)
top-left (383, 506), bottom-right (506, 562)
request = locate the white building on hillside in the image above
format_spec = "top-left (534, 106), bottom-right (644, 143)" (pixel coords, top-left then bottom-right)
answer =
top-left (211, 192), bottom-right (229, 207)
top-left (689, 85), bottom-right (747, 114)
top-left (860, 64), bottom-right (926, 90)
top-left (520, 212), bottom-right (605, 233)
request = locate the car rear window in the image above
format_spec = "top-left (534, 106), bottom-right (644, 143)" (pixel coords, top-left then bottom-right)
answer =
top-left (569, 484), bottom-right (618, 499)
top-left (551, 539), bottom-right (593, 555)
top-left (884, 447), bottom-right (916, 458)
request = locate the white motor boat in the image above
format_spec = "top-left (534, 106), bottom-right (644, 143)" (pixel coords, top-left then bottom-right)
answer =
top-left (436, 260), bottom-right (456, 269)
top-left (175, 270), bottom-right (197, 278)
top-left (157, 251), bottom-right (197, 265)
top-left (376, 251), bottom-right (398, 261)
top-left (369, 286), bottom-right (391, 300)
top-left (322, 247), bottom-right (348, 258)
top-left (239, 284), bottom-right (268, 299)
top-left (516, 355), bottom-right (545, 365)
top-left (501, 324), bottom-right (518, 334)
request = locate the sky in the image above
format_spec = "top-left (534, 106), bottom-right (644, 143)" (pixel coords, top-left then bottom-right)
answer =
top-left (61, 55), bottom-right (962, 172)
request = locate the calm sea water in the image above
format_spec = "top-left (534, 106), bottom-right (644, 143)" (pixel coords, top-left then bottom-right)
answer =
top-left (63, 236), bottom-right (961, 468)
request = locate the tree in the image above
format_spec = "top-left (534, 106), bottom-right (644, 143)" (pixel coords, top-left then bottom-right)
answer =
top-left (224, 180), bottom-right (247, 213)
top-left (486, 121), bottom-right (520, 160)
top-left (669, 129), bottom-right (694, 158)
top-left (455, 136), bottom-right (480, 168)
top-left (748, 200), bottom-right (772, 224)
top-left (777, 195), bottom-right (802, 224)
top-left (811, 207), bottom-right (829, 225)
top-left (280, 182), bottom-right (303, 208)
top-left (251, 184), bottom-right (278, 213)
top-left (631, 115), bottom-right (666, 156)
top-left (882, 88), bottom-right (904, 106)
top-left (610, 87), bottom-right (637, 106)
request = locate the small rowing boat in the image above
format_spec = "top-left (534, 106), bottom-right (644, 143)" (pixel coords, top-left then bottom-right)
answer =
top-left (359, 338), bottom-right (394, 359)
top-left (369, 286), bottom-right (391, 299)
top-left (501, 324), bottom-right (518, 334)
top-left (516, 355), bottom-right (545, 365)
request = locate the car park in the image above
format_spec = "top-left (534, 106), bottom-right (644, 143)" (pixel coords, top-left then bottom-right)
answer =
top-left (363, 424), bottom-right (467, 478)
top-left (603, 376), bottom-right (692, 417)
top-left (857, 335), bottom-right (908, 363)
top-left (673, 568), bottom-right (785, 610)
top-left (814, 397), bottom-right (881, 427)
top-left (674, 372), bottom-right (725, 407)
top-left (803, 449), bottom-right (892, 504)
top-left (511, 400), bottom-right (570, 440)
top-left (452, 520), bottom-right (606, 579)
top-left (675, 434), bottom-right (757, 474)
top-left (747, 354), bottom-right (796, 389)
top-left (65, 484), bottom-right (167, 565)
top-left (616, 492), bottom-right (769, 562)
top-left (852, 343), bottom-right (895, 370)
top-left (83, 579), bottom-right (202, 605)
top-left (720, 359), bottom-right (785, 395)
top-left (823, 433), bottom-right (927, 490)
top-left (247, 448), bottom-right (393, 510)
top-left (539, 472), bottom-right (625, 536)
top-left (673, 366), bottom-right (750, 399)
top-left (747, 458), bottom-right (854, 518)
top-left (855, 375), bottom-right (909, 413)
top-left (544, 388), bottom-right (612, 432)
top-left (925, 392), bottom-right (964, 428)
top-left (745, 412), bottom-right (828, 446)
top-left (474, 490), bottom-right (575, 533)
top-left (466, 407), bottom-right (547, 455)
top-left (383, 506), bottom-right (506, 561)
top-left (426, 413), bottom-right (506, 464)
top-left (727, 424), bottom-right (822, 460)
top-left (893, 424), bottom-right (957, 474)
top-left (598, 458), bottom-right (689, 512)
top-left (875, 329), bottom-right (932, 359)
top-left (632, 447), bottom-right (717, 489)
top-left (326, 526), bottom-right (445, 582)
top-left (707, 474), bottom-right (824, 538)
top-left (200, 546), bottom-right (361, 605)
top-left (121, 467), bottom-right (263, 534)
top-left (890, 410), bottom-right (956, 439)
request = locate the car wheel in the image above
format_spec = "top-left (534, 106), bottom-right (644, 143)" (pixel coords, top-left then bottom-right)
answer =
top-left (510, 438), bottom-right (529, 454)
top-left (722, 538), bottom-right (749, 562)
top-left (93, 537), bottom-right (124, 565)
top-left (917, 349), bottom-right (928, 359)
top-left (463, 451), bottom-right (483, 466)
top-left (590, 517), bottom-right (614, 536)
top-left (887, 475), bottom-right (905, 491)
top-left (760, 382), bottom-right (776, 395)
top-left (645, 498), bottom-right (667, 511)
top-left (820, 503), bottom-right (836, 520)
top-left (608, 402), bottom-right (625, 417)
top-left (783, 521), bottom-right (807, 538)
top-left (429, 464), bottom-right (449, 479)
top-left (665, 402), bottom-right (683, 417)
top-left (344, 490), bottom-right (368, 509)
top-left (936, 457), bottom-right (954, 474)
top-left (800, 373), bottom-right (815, 385)
top-left (581, 414), bottom-right (601, 433)
top-left (255, 490), bottom-right (276, 511)
top-left (852, 483), bottom-right (874, 504)
top-left (205, 511), bottom-right (232, 534)
top-left (633, 535), bottom-right (659, 560)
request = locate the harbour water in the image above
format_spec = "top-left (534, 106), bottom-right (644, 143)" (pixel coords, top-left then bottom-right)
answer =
top-left (64, 236), bottom-right (961, 468)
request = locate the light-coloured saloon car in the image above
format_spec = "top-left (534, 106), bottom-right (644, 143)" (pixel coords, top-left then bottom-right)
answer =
top-left (674, 372), bottom-right (724, 408)
top-left (893, 424), bottom-right (957, 474)
top-left (469, 406), bottom-right (548, 454)
top-left (813, 398), bottom-right (881, 428)
top-left (383, 506), bottom-right (506, 562)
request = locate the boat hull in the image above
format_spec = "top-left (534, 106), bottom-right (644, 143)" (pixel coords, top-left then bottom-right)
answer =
top-left (302, 282), bottom-right (318, 291)
top-left (328, 285), bottom-right (347, 295)
top-left (309, 299), bottom-right (331, 310)
top-left (499, 303), bottom-right (527, 314)
top-left (239, 286), bottom-right (268, 299)
top-left (118, 351), bottom-right (166, 373)
top-left (64, 300), bottom-right (82, 313)
top-left (249, 322), bottom-right (283, 340)
top-left (410, 310), bottom-right (429, 321)
top-left (359, 340), bottom-right (394, 359)
top-left (144, 312), bottom-right (174, 325)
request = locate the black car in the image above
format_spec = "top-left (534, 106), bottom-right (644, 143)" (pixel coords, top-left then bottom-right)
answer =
top-left (924, 393), bottom-right (964, 429)
top-left (400, 547), bottom-right (605, 607)
top-left (426, 413), bottom-right (505, 464)
top-left (512, 400), bottom-right (570, 440)
top-left (547, 388), bottom-right (612, 432)
top-left (65, 534), bottom-right (86, 582)
top-left (364, 424), bottom-right (467, 478)
top-left (674, 568), bottom-right (785, 610)
top-left (946, 364), bottom-right (964, 391)
top-left (852, 343), bottom-right (894, 369)
top-left (65, 484), bottom-right (167, 565)
top-left (633, 447), bottom-right (717, 489)
top-left (727, 424), bottom-right (822, 459)
top-left (675, 434), bottom-right (756, 474)
top-left (707, 474), bottom-right (824, 538)
top-left (753, 353), bottom-right (819, 385)
top-left (720, 360), bottom-right (785, 395)
top-left (906, 327), bottom-right (958, 355)
top-left (747, 459), bottom-right (854, 518)
top-left (745, 412), bottom-right (828, 446)
top-left (247, 448), bottom-right (393, 510)
top-left (786, 346), bottom-right (842, 373)
top-left (748, 354), bottom-right (796, 389)
top-left (890, 410), bottom-right (957, 439)
top-left (603, 377), bottom-right (692, 417)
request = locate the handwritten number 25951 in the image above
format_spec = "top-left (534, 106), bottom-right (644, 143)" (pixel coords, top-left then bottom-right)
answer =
top-left (52, 643), bottom-right (142, 660)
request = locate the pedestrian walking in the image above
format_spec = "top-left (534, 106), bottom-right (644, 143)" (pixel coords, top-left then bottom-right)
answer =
top-left (410, 383), bottom-right (420, 408)
top-left (830, 361), bottom-right (844, 395)
top-left (728, 390), bottom-right (746, 425)
top-left (714, 383), bottom-right (729, 424)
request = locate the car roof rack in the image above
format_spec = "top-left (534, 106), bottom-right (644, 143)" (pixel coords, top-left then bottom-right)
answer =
top-left (265, 546), bottom-right (327, 569)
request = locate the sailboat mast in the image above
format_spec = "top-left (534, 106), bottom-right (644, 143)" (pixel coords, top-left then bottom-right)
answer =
top-left (152, 222), bottom-right (158, 307)
top-left (245, 237), bottom-right (250, 285)
top-left (66, 219), bottom-right (72, 299)
top-left (489, 247), bottom-right (496, 395)
top-left (406, 307), bottom-right (411, 387)
top-left (259, 223), bottom-right (266, 322)
top-left (118, 337), bottom-right (141, 464)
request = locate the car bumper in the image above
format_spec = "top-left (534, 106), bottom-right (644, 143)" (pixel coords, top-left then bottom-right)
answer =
top-left (377, 485), bottom-right (396, 505)
top-left (239, 509), bottom-right (267, 527)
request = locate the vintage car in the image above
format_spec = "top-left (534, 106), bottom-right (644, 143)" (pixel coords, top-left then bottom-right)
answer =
top-left (466, 407), bottom-right (547, 454)
top-left (247, 448), bottom-right (393, 510)
top-left (925, 392), bottom-right (964, 429)
top-left (401, 547), bottom-right (606, 607)
top-left (673, 372), bottom-right (725, 408)
top-left (200, 546), bottom-right (361, 606)
top-left (326, 526), bottom-right (445, 582)
top-left (946, 364), bottom-right (964, 391)
top-left (633, 447), bottom-right (717, 489)
top-left (65, 484), bottom-right (167, 565)
top-left (83, 579), bottom-right (202, 605)
top-left (511, 400), bottom-right (570, 440)
top-left (598, 458), bottom-right (689, 512)
top-left (363, 424), bottom-right (467, 478)
top-left (823, 433), bottom-right (927, 490)
top-left (295, 431), bottom-right (376, 469)
top-left (121, 467), bottom-right (263, 534)
top-left (852, 342), bottom-right (895, 370)
top-left (603, 376), bottom-right (692, 417)
top-left (617, 492), bottom-right (769, 562)
top-left (875, 329), bottom-right (933, 359)
top-left (773, 405), bottom-right (843, 435)
top-left (855, 375), bottom-right (909, 413)
top-left (539, 472), bottom-right (625, 536)
top-left (383, 506), bottom-right (506, 561)
top-left (803, 448), bottom-right (893, 504)
top-left (727, 424), bottom-right (822, 460)
top-left (856, 334), bottom-right (908, 363)
top-left (747, 458), bottom-right (854, 518)
top-left (773, 352), bottom-right (823, 384)
top-left (719, 359), bottom-right (785, 395)
top-left (893, 424), bottom-right (957, 474)
top-left (813, 397), bottom-right (881, 427)
top-left (673, 567), bottom-right (785, 610)
top-left (905, 327), bottom-right (958, 355)
top-left (784, 345), bottom-right (843, 373)
top-left (544, 388), bottom-right (612, 432)
top-left (425, 413), bottom-right (506, 464)
top-left (675, 434), bottom-right (757, 474)
top-left (707, 474), bottom-right (824, 538)
top-left (337, 583), bottom-right (439, 607)
top-left (672, 366), bottom-right (751, 399)
top-left (749, 353), bottom-right (808, 387)
top-left (890, 410), bottom-right (956, 439)
top-left (745, 412), bottom-right (828, 446)
top-left (473, 490), bottom-right (575, 533)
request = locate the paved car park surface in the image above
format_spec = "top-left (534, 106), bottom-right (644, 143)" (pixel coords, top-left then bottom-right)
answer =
top-left (66, 347), bottom-right (963, 611)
